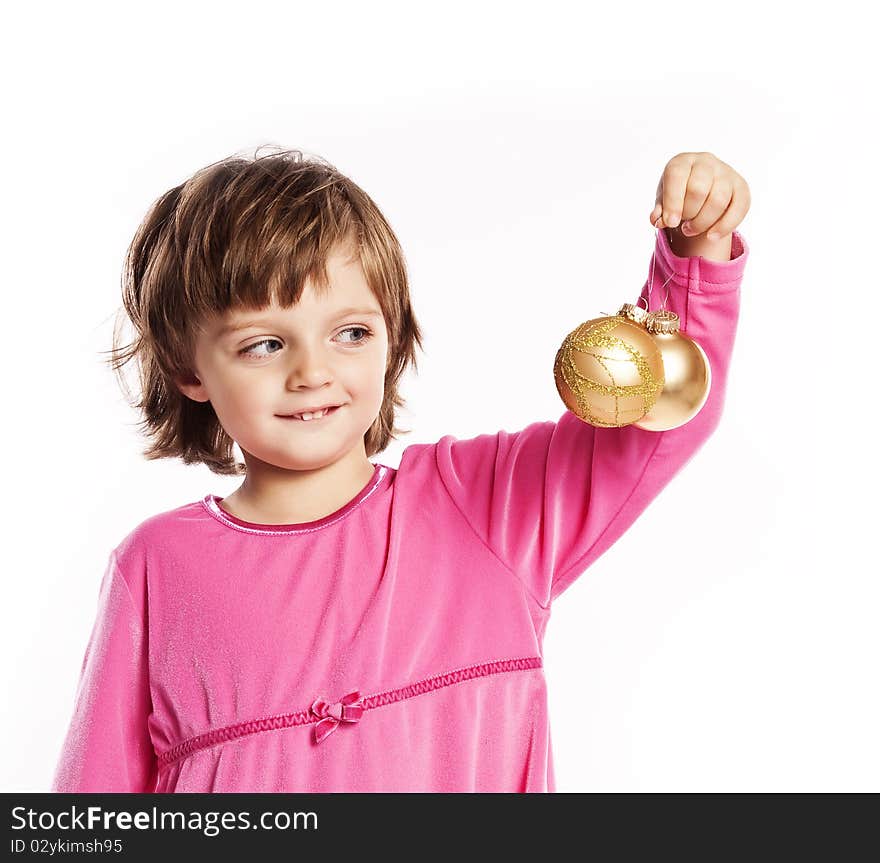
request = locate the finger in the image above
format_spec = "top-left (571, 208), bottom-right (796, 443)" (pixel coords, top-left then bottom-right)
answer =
top-left (678, 163), bottom-right (718, 234)
top-left (650, 201), bottom-right (663, 227)
top-left (705, 180), bottom-right (749, 239)
top-left (661, 156), bottom-right (696, 228)
top-left (650, 176), bottom-right (665, 227)
top-left (681, 177), bottom-right (733, 236)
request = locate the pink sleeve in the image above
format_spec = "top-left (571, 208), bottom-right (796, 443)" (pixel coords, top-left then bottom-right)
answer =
top-left (435, 228), bottom-right (749, 608)
top-left (51, 551), bottom-right (157, 792)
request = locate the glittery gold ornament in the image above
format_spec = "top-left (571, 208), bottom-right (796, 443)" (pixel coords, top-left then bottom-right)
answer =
top-left (553, 313), bottom-right (665, 428)
top-left (632, 309), bottom-right (711, 431)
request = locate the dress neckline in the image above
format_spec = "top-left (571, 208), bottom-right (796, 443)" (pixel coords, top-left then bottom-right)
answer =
top-left (201, 462), bottom-right (392, 535)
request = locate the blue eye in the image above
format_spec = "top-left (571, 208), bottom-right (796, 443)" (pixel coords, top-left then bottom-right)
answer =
top-left (240, 339), bottom-right (281, 358)
top-left (337, 326), bottom-right (373, 346)
top-left (240, 326), bottom-right (373, 358)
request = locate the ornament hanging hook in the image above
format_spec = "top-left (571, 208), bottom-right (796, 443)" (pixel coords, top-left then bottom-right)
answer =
top-left (641, 214), bottom-right (674, 312)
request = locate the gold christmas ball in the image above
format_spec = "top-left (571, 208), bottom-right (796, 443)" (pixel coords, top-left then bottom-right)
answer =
top-left (554, 314), bottom-right (665, 428)
top-left (633, 309), bottom-right (711, 431)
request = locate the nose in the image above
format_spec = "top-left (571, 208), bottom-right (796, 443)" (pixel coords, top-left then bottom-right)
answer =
top-left (284, 341), bottom-right (334, 388)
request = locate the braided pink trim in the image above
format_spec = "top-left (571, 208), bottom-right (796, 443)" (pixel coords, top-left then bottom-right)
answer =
top-left (157, 655), bottom-right (542, 768)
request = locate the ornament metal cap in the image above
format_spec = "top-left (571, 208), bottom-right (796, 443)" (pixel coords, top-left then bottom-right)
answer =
top-left (645, 309), bottom-right (681, 334)
top-left (617, 302), bottom-right (649, 324)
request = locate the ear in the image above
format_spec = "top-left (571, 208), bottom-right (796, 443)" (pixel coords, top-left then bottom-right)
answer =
top-left (174, 372), bottom-right (211, 404)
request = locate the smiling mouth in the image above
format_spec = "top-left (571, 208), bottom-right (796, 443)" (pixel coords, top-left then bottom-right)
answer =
top-left (277, 405), bottom-right (342, 422)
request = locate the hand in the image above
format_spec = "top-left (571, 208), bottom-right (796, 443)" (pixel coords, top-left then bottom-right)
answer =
top-left (649, 152), bottom-right (750, 241)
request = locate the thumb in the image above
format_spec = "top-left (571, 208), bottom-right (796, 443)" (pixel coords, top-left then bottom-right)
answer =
top-left (649, 203), bottom-right (664, 227)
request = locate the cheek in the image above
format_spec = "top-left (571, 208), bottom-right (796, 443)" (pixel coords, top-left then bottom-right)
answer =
top-left (214, 371), bottom-right (273, 413)
top-left (365, 348), bottom-right (390, 393)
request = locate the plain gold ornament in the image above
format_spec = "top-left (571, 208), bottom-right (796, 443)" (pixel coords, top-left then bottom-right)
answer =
top-left (553, 312), bottom-right (665, 428)
top-left (631, 308), bottom-right (711, 431)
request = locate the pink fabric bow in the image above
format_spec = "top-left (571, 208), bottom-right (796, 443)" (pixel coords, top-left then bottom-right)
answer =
top-left (310, 690), bottom-right (364, 743)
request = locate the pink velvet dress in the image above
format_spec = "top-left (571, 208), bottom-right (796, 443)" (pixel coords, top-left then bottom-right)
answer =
top-left (51, 228), bottom-right (749, 792)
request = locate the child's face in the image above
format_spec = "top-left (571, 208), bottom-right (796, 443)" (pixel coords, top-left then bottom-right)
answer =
top-left (177, 245), bottom-right (390, 472)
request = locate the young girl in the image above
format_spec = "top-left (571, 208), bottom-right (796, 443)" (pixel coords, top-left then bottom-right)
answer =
top-left (51, 147), bottom-right (750, 793)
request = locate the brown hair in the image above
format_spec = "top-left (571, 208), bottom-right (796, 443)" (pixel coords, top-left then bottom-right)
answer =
top-left (103, 145), bottom-right (425, 476)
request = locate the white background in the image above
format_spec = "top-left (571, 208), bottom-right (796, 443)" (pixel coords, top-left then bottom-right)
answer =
top-left (2, 0), bottom-right (877, 792)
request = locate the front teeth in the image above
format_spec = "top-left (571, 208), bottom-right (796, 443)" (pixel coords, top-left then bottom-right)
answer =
top-left (298, 409), bottom-right (328, 421)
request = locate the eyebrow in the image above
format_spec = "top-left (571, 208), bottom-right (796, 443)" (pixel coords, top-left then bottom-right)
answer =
top-left (218, 306), bottom-right (383, 337)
